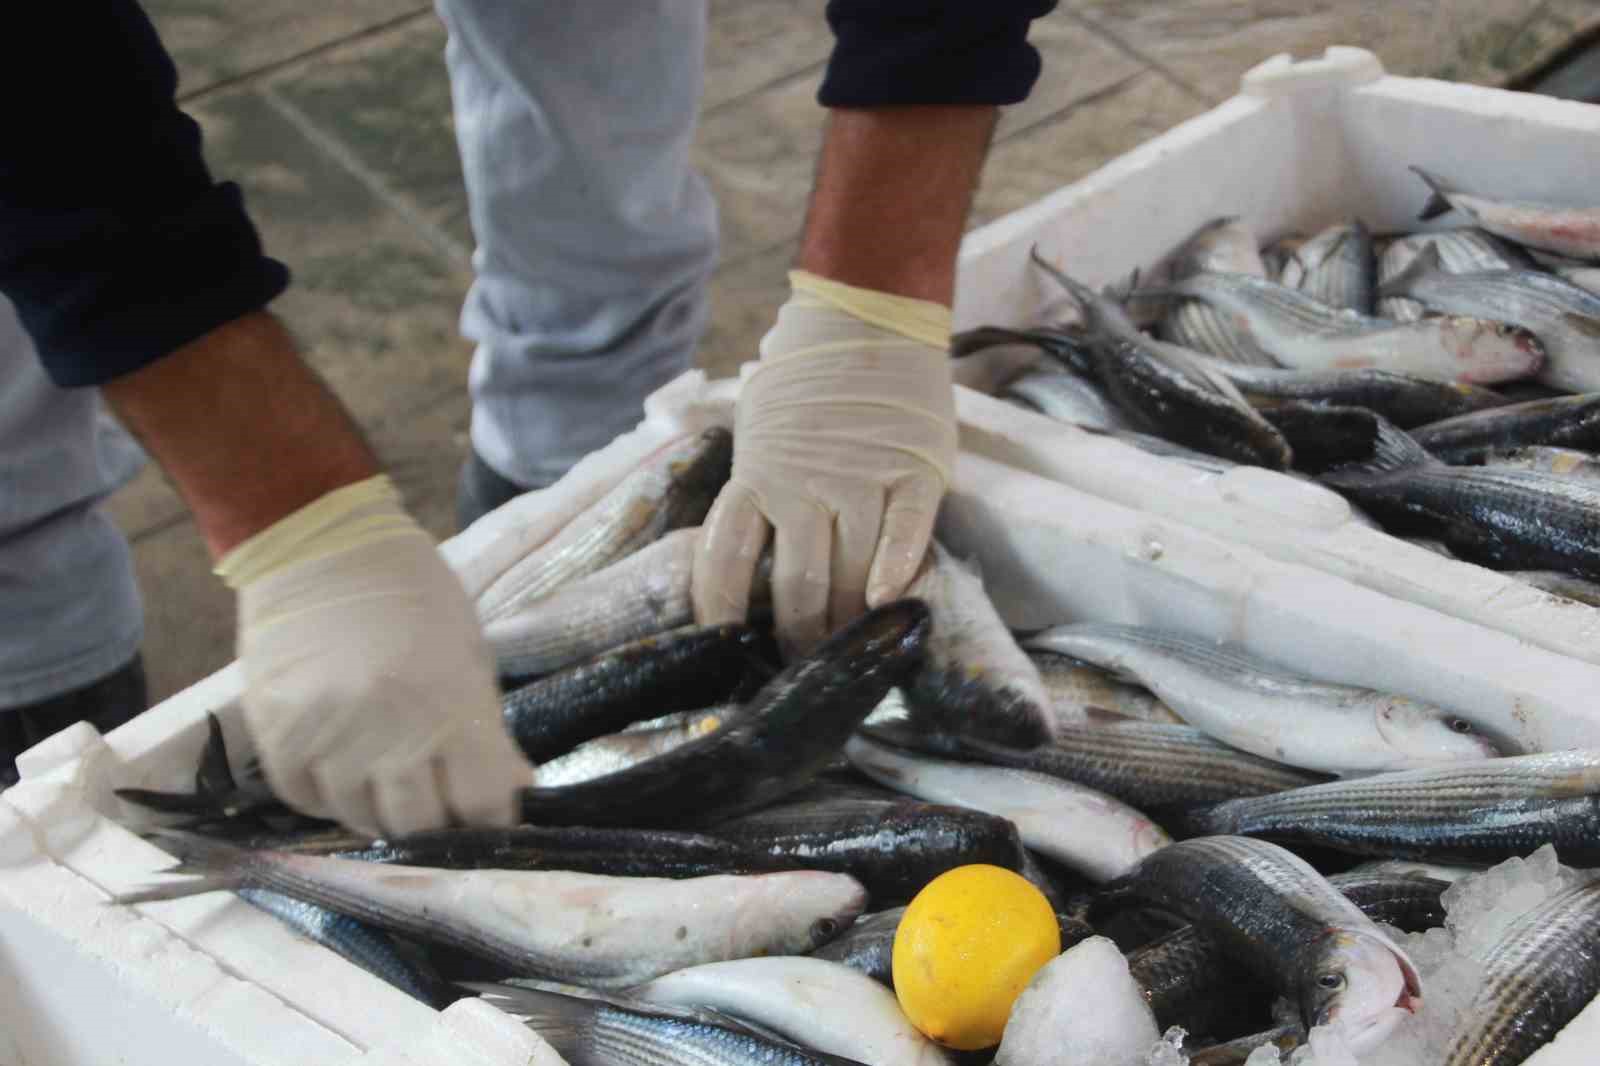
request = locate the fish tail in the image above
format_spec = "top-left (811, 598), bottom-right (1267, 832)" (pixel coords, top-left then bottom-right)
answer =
top-left (1322, 417), bottom-right (1435, 485)
top-left (1410, 166), bottom-right (1459, 221)
top-left (109, 829), bottom-right (257, 904)
top-left (111, 874), bottom-right (244, 905)
top-left (1376, 241), bottom-right (1445, 301)
top-left (466, 984), bottom-right (597, 1054)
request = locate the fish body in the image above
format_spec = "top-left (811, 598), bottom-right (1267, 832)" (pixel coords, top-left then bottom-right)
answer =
top-left (1029, 650), bottom-right (1184, 724)
top-left (479, 429), bottom-right (731, 621)
top-left (843, 731), bottom-right (1170, 882)
top-left (1377, 227), bottom-right (1533, 323)
top-left (1412, 167), bottom-right (1600, 261)
top-left (1026, 623), bottom-right (1496, 774)
top-left (1410, 393), bottom-right (1600, 465)
top-left (1002, 369), bottom-right (1131, 430)
top-left (533, 709), bottom-right (728, 787)
top-left (1322, 419), bottom-right (1600, 580)
top-left (631, 957), bottom-right (953, 1066)
top-left (709, 788), bottom-right (1026, 906)
top-left (119, 831), bottom-right (866, 989)
top-left (1279, 220), bottom-right (1376, 314)
top-left (518, 600), bottom-right (930, 827)
top-left (1444, 880), bottom-right (1600, 1066)
top-left (1158, 217), bottom-right (1279, 367)
top-left (810, 908), bottom-right (905, 985)
top-left (1098, 836), bottom-right (1421, 1053)
top-left (900, 544), bottom-right (1053, 748)
top-left (1180, 750), bottom-right (1600, 864)
top-left (502, 625), bottom-right (773, 763)
top-left (1487, 445), bottom-right (1600, 480)
top-left (1159, 272), bottom-right (1544, 385)
top-left (1381, 244), bottom-right (1600, 392)
top-left (1256, 401), bottom-right (1379, 474)
top-left (1202, 358), bottom-right (1510, 429)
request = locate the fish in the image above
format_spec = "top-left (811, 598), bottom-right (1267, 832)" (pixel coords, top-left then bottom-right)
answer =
top-left (1409, 392), bottom-right (1600, 466)
top-left (478, 428), bottom-right (732, 622)
top-left (1177, 749), bottom-right (1600, 865)
top-left (1028, 650), bottom-right (1185, 725)
top-left (948, 336), bottom-right (1047, 395)
top-left (501, 624), bottom-right (774, 763)
top-left (1508, 569), bottom-right (1600, 608)
top-left (1157, 217), bottom-right (1280, 367)
top-left (1094, 836), bottom-right (1422, 1054)
top-left (1187, 1025), bottom-right (1303, 1065)
top-left (1278, 220), bottom-right (1377, 314)
top-left (1262, 234), bottom-right (1306, 278)
top-left (891, 718), bottom-right (1331, 812)
top-left (1026, 623), bottom-right (1498, 774)
top-left (1149, 271), bottom-right (1545, 385)
top-left (1377, 228), bottom-right (1535, 324)
top-left (1256, 401), bottom-right (1379, 474)
top-left (630, 957), bottom-right (954, 1066)
top-left (236, 888), bottom-right (458, 1009)
top-left (1197, 358), bottom-right (1511, 429)
top-left (1321, 417), bottom-right (1600, 580)
top-left (1412, 166), bottom-right (1600, 262)
top-left (115, 830), bottom-right (866, 990)
top-left (707, 787), bottom-right (1027, 906)
top-left (898, 543), bottom-right (1054, 748)
top-left (809, 908), bottom-right (906, 986)
top-left (843, 730), bottom-right (1171, 882)
top-left (476, 984), bottom-right (871, 1066)
top-left (1443, 880), bottom-right (1600, 1066)
top-left (1555, 263), bottom-right (1600, 297)
top-left (1486, 445), bottom-right (1600, 480)
top-left (1029, 249), bottom-right (1294, 468)
top-left (1001, 368), bottom-right (1132, 430)
top-left (517, 600), bottom-right (930, 827)
top-left (1380, 243), bottom-right (1600, 392)
top-left (533, 710), bottom-right (728, 788)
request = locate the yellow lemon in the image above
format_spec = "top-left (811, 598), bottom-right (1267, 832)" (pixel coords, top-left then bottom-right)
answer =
top-left (892, 863), bottom-right (1061, 1050)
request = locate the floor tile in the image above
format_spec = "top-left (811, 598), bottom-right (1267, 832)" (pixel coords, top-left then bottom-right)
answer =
top-left (699, 243), bottom-right (799, 380)
top-left (128, 516), bottom-right (235, 705)
top-left (704, 0), bottom-right (833, 111)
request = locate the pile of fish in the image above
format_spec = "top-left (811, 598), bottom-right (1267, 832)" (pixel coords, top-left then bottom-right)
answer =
top-left (103, 166), bottom-right (1600, 1066)
top-left (963, 166), bottom-right (1600, 598)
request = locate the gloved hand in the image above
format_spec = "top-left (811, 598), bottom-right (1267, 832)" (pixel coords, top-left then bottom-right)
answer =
top-left (693, 270), bottom-right (958, 654)
top-left (217, 475), bottom-right (531, 838)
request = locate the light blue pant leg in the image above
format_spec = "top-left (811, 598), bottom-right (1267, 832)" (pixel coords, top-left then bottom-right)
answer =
top-left (434, 0), bottom-right (718, 488)
top-left (0, 297), bottom-right (145, 709)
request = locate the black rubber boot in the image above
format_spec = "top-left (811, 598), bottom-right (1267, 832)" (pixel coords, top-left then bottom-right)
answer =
top-left (0, 655), bottom-right (148, 789)
top-left (456, 449), bottom-right (545, 532)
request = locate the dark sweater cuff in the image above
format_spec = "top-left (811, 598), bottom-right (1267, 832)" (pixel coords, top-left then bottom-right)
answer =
top-left (819, 1), bottom-right (1057, 108)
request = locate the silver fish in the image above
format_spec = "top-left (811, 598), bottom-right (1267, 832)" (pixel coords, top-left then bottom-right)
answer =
top-left (1158, 217), bottom-right (1279, 367)
top-left (1029, 649), bottom-right (1184, 725)
top-left (114, 830), bottom-right (866, 989)
top-left (478, 429), bottom-right (731, 622)
top-left (1378, 227), bottom-right (1536, 322)
top-left (1413, 166), bottom-right (1600, 261)
top-left (1556, 264), bottom-right (1600, 298)
top-left (1178, 749), bottom-right (1600, 865)
top-left (1002, 369), bottom-right (1131, 430)
top-left (533, 709), bottom-right (728, 788)
top-left (1025, 623), bottom-right (1498, 774)
top-left (1485, 445), bottom-right (1600, 481)
top-left (1410, 393), bottom-right (1600, 465)
top-left (809, 908), bottom-right (904, 985)
top-left (1199, 356), bottom-right (1510, 429)
top-left (844, 731), bottom-right (1170, 882)
top-left (1156, 272), bottom-right (1545, 385)
top-left (1278, 220), bottom-right (1376, 314)
top-left (631, 957), bottom-right (953, 1066)
top-left (1444, 880), bottom-right (1600, 1066)
top-left (1381, 243), bottom-right (1600, 392)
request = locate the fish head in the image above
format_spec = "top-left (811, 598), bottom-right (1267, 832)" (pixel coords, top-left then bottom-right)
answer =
top-left (1440, 318), bottom-right (1545, 382)
top-left (1374, 697), bottom-right (1501, 764)
top-left (796, 873), bottom-right (869, 952)
top-left (1299, 929), bottom-right (1422, 1053)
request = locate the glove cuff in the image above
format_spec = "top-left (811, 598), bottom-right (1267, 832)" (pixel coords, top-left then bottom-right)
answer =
top-left (788, 270), bottom-right (952, 351)
top-left (215, 474), bottom-right (420, 589)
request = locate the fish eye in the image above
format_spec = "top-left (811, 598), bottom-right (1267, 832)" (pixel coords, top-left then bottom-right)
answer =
top-left (1449, 717), bottom-right (1475, 734)
top-left (812, 917), bottom-right (840, 941)
top-left (1318, 973), bottom-right (1345, 990)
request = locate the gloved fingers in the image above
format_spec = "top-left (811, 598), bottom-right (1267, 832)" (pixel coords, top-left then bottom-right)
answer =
top-left (769, 497), bottom-right (833, 658)
top-left (439, 729), bottom-right (528, 828)
top-left (692, 485), bottom-right (770, 626)
top-left (373, 763), bottom-right (451, 838)
top-left (314, 765), bottom-right (384, 839)
top-left (866, 472), bottom-right (946, 608)
top-left (257, 756), bottom-right (331, 824)
top-left (828, 484), bottom-right (885, 635)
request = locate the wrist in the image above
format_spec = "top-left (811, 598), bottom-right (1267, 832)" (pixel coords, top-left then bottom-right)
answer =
top-left (216, 475), bottom-right (422, 589)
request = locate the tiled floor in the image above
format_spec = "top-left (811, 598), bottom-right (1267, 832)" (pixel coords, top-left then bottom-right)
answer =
top-left (109, 0), bottom-right (1586, 703)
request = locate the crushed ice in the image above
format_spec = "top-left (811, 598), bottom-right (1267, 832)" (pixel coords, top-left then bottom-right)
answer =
top-left (1135, 845), bottom-right (1597, 1064)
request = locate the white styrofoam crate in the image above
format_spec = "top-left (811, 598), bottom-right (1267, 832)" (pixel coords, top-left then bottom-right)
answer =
top-left (5, 46), bottom-right (1599, 1065)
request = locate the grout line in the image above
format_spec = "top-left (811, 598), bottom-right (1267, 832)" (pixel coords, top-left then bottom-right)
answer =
top-left (699, 59), bottom-right (829, 117)
top-left (176, 7), bottom-right (437, 106)
top-left (1056, 6), bottom-right (1216, 104)
top-left (128, 511), bottom-right (191, 546)
top-left (994, 69), bottom-right (1149, 144)
top-left (257, 83), bottom-right (475, 271)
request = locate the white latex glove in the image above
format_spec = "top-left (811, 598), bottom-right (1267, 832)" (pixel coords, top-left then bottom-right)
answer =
top-left (216, 475), bottom-right (531, 838)
top-left (692, 270), bottom-right (957, 654)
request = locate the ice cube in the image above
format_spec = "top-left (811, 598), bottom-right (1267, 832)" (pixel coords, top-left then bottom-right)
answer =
top-left (996, 936), bottom-right (1160, 1066)
top-left (1244, 1046), bottom-right (1283, 1066)
top-left (1525, 844), bottom-right (1561, 886)
top-left (1143, 1026), bottom-right (1189, 1066)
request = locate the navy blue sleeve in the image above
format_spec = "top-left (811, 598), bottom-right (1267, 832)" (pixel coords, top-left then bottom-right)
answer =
top-left (0, 2), bottom-right (289, 388)
top-left (819, 1), bottom-right (1057, 108)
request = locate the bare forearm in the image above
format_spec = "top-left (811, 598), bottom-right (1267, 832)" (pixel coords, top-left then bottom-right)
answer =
top-left (797, 106), bottom-right (998, 306)
top-left (102, 311), bottom-right (379, 557)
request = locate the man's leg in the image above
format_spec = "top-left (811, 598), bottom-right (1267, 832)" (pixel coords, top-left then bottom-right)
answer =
top-left (0, 297), bottom-right (148, 785)
top-left (434, 0), bottom-right (718, 527)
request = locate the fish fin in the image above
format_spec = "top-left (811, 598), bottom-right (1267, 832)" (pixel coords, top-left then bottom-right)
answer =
top-left (1562, 312), bottom-right (1600, 339)
top-left (1411, 167), bottom-right (1461, 221)
top-left (1322, 417), bottom-right (1435, 484)
top-left (114, 787), bottom-right (229, 816)
top-left (1376, 241), bottom-right (1446, 301)
top-left (466, 984), bottom-right (596, 1053)
top-left (134, 828), bottom-right (259, 881)
top-left (193, 712), bottom-right (238, 799)
top-left (110, 874), bottom-right (243, 905)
